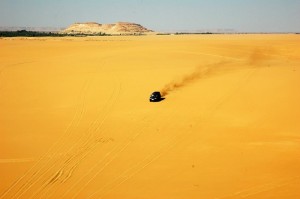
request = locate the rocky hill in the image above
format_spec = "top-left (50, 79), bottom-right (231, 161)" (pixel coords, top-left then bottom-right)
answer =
top-left (61, 22), bottom-right (153, 35)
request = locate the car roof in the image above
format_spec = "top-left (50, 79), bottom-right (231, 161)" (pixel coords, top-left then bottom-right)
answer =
top-left (152, 91), bottom-right (160, 94)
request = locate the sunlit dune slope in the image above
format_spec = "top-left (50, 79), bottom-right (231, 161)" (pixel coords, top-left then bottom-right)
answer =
top-left (0, 34), bottom-right (300, 199)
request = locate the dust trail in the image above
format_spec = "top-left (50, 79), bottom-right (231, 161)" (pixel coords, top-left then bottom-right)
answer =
top-left (160, 61), bottom-right (229, 96)
top-left (248, 48), bottom-right (272, 65)
top-left (160, 48), bottom-right (274, 97)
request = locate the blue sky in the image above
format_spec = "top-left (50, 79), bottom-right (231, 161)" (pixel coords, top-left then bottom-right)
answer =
top-left (0, 0), bottom-right (299, 32)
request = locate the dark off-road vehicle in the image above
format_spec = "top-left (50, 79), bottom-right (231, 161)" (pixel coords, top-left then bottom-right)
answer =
top-left (149, 91), bottom-right (162, 102)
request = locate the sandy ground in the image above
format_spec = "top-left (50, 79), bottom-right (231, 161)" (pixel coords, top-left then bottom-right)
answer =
top-left (0, 34), bottom-right (300, 199)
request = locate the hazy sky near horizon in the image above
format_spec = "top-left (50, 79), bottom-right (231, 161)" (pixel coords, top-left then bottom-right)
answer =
top-left (1, 0), bottom-right (299, 32)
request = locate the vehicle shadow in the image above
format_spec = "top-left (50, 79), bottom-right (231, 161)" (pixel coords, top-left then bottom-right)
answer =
top-left (150, 98), bottom-right (165, 102)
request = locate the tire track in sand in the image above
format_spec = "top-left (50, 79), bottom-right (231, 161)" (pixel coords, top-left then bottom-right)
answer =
top-left (69, 115), bottom-right (152, 199)
top-left (29, 62), bottom-right (122, 199)
top-left (0, 77), bottom-right (90, 199)
top-left (6, 79), bottom-right (91, 199)
top-left (66, 81), bottom-right (158, 199)
top-left (56, 73), bottom-right (122, 199)
top-left (86, 108), bottom-right (182, 199)
top-left (20, 69), bottom-right (114, 198)
top-left (41, 72), bottom-right (122, 199)
top-left (17, 59), bottom-right (114, 199)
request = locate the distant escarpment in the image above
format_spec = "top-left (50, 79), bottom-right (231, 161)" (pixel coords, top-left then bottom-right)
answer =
top-left (61, 22), bottom-right (153, 35)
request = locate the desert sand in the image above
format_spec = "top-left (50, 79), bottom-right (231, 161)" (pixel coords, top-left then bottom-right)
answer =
top-left (0, 34), bottom-right (300, 199)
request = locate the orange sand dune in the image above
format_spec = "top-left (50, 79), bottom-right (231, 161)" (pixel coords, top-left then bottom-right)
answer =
top-left (0, 35), bottom-right (300, 199)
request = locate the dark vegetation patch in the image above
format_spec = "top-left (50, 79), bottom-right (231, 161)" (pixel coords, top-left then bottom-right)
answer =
top-left (0, 30), bottom-right (110, 37)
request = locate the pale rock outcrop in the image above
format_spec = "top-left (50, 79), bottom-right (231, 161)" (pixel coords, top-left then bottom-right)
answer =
top-left (62, 22), bottom-right (152, 35)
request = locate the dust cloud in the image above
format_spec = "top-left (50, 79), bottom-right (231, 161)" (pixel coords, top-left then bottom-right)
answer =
top-left (160, 61), bottom-right (228, 96)
top-left (160, 48), bottom-right (274, 97)
top-left (248, 48), bottom-right (273, 65)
